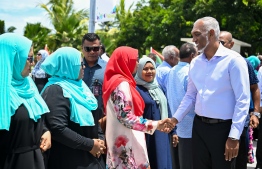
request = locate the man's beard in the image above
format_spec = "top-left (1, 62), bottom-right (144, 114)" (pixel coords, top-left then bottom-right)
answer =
top-left (198, 35), bottom-right (209, 53)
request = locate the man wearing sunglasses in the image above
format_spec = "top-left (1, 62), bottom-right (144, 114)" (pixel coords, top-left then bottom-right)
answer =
top-left (82, 32), bottom-right (107, 116)
top-left (81, 32), bottom-right (107, 159)
top-left (218, 31), bottom-right (235, 49)
top-left (220, 31), bottom-right (261, 169)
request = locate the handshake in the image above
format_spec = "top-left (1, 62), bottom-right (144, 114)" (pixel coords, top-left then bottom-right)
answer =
top-left (156, 118), bottom-right (178, 133)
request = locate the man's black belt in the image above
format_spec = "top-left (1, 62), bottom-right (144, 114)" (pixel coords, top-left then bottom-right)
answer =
top-left (196, 114), bottom-right (231, 124)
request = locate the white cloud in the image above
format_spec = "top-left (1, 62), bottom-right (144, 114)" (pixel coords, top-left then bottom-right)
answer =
top-left (73, 0), bottom-right (89, 10)
top-left (0, 12), bottom-right (23, 34)
top-left (0, 0), bottom-right (47, 11)
top-left (0, 0), bottom-right (139, 35)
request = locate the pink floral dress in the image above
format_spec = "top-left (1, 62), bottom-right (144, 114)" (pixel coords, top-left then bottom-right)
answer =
top-left (106, 81), bottom-right (158, 169)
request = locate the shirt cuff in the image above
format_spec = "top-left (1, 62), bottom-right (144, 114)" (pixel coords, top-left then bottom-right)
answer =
top-left (228, 125), bottom-right (242, 140)
top-left (144, 120), bottom-right (158, 135)
top-left (173, 113), bottom-right (183, 123)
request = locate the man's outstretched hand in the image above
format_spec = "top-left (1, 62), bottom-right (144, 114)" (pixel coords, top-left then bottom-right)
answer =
top-left (157, 118), bottom-right (178, 133)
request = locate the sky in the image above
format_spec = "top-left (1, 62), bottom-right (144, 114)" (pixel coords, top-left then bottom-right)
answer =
top-left (0, 0), bottom-right (139, 35)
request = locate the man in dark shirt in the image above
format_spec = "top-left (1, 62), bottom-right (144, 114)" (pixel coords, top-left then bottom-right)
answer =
top-left (81, 33), bottom-right (108, 160)
top-left (219, 31), bottom-right (260, 169)
top-left (82, 33), bottom-right (107, 120)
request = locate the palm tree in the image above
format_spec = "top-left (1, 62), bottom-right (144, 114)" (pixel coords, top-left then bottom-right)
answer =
top-left (0, 20), bottom-right (16, 34)
top-left (39, 0), bottom-right (89, 51)
top-left (98, 21), bottom-right (116, 32)
top-left (96, 28), bottom-right (119, 56)
top-left (24, 22), bottom-right (51, 53)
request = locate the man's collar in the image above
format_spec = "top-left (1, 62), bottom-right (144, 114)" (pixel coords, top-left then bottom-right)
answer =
top-left (162, 61), bottom-right (172, 68)
top-left (199, 43), bottom-right (228, 60)
top-left (97, 57), bottom-right (107, 66)
top-left (213, 43), bottom-right (228, 57)
top-left (178, 61), bottom-right (189, 66)
top-left (83, 57), bottom-right (102, 68)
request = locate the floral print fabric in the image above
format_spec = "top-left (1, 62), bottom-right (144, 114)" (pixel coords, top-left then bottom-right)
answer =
top-left (106, 81), bottom-right (158, 169)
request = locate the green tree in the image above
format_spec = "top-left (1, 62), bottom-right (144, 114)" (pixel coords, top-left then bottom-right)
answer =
top-left (115, 0), bottom-right (150, 54)
top-left (114, 0), bottom-right (196, 54)
top-left (96, 28), bottom-right (119, 56)
top-left (0, 20), bottom-right (16, 34)
top-left (39, 0), bottom-right (89, 51)
top-left (98, 21), bottom-right (116, 32)
top-left (24, 22), bottom-right (51, 53)
top-left (114, 0), bottom-right (262, 55)
top-left (192, 0), bottom-right (262, 55)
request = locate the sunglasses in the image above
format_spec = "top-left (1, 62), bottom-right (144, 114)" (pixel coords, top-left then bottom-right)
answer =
top-left (219, 40), bottom-right (225, 46)
top-left (83, 46), bottom-right (100, 52)
top-left (27, 56), bottom-right (33, 63)
top-left (37, 53), bottom-right (41, 56)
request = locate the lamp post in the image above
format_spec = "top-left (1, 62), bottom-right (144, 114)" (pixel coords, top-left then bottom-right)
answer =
top-left (88, 0), bottom-right (96, 33)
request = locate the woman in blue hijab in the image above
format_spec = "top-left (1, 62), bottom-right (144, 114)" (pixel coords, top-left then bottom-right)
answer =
top-left (0, 33), bottom-right (50, 169)
top-left (31, 49), bottom-right (49, 92)
top-left (41, 47), bottom-right (106, 169)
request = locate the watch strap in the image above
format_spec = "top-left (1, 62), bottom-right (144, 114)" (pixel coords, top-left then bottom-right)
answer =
top-left (252, 112), bottom-right (261, 119)
top-left (229, 137), bottom-right (238, 141)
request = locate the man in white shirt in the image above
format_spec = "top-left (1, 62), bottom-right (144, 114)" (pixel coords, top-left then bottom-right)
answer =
top-left (166, 16), bottom-right (250, 169)
top-left (155, 45), bottom-right (179, 94)
top-left (166, 43), bottom-right (197, 169)
top-left (100, 44), bottom-right (110, 62)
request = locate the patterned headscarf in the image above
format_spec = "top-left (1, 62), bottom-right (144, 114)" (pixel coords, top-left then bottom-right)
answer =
top-left (31, 49), bottom-right (49, 78)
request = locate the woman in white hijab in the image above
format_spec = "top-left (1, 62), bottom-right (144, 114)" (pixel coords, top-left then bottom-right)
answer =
top-left (31, 50), bottom-right (49, 92)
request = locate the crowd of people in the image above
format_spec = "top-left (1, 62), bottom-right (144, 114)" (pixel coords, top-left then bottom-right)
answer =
top-left (1, 16), bottom-right (262, 169)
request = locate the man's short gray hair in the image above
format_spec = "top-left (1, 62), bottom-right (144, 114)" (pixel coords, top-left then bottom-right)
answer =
top-left (196, 16), bottom-right (220, 40)
top-left (162, 45), bottom-right (178, 60)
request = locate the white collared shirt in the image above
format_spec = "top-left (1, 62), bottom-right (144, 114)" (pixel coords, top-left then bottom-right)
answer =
top-left (173, 44), bottom-right (250, 139)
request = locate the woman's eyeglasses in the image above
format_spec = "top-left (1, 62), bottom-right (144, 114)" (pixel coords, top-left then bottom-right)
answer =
top-left (37, 53), bottom-right (41, 56)
top-left (81, 61), bottom-right (84, 69)
top-left (27, 56), bottom-right (33, 63)
top-left (83, 46), bottom-right (100, 52)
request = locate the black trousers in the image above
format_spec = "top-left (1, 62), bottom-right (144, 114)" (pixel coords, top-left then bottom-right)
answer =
top-left (256, 118), bottom-right (262, 167)
top-left (171, 139), bottom-right (180, 169)
top-left (178, 137), bottom-right (193, 169)
top-left (235, 127), bottom-right (248, 169)
top-left (192, 116), bottom-right (235, 169)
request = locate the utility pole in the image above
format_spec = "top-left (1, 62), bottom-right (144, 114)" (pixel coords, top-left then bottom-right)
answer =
top-left (88, 0), bottom-right (96, 33)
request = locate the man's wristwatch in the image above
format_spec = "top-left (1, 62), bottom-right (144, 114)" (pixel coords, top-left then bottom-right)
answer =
top-left (251, 112), bottom-right (261, 119)
top-left (229, 137), bottom-right (239, 141)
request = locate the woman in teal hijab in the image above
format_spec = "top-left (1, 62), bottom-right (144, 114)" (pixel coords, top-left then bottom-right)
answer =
top-left (247, 55), bottom-right (260, 75)
top-left (41, 47), bottom-right (106, 169)
top-left (0, 33), bottom-right (50, 169)
top-left (135, 57), bottom-right (175, 169)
